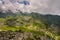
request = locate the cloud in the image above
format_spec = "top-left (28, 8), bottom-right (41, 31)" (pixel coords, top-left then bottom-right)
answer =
top-left (28, 0), bottom-right (60, 15)
top-left (0, 0), bottom-right (60, 15)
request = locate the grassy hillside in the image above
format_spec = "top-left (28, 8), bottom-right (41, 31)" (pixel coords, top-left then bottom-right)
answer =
top-left (0, 12), bottom-right (60, 40)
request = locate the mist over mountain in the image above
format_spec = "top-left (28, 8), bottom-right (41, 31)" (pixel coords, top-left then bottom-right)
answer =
top-left (0, 0), bottom-right (60, 15)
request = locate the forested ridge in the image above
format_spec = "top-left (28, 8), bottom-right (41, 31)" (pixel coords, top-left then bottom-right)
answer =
top-left (0, 12), bottom-right (60, 40)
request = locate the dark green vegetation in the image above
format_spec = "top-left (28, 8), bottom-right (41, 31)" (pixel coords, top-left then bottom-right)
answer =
top-left (0, 12), bottom-right (60, 40)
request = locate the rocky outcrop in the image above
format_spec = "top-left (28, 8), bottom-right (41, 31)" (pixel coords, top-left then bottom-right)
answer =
top-left (0, 30), bottom-right (54, 40)
top-left (0, 31), bottom-right (34, 40)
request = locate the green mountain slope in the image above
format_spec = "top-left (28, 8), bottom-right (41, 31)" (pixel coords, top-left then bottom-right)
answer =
top-left (0, 12), bottom-right (60, 40)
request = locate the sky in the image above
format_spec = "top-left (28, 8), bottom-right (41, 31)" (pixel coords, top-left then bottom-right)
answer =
top-left (0, 0), bottom-right (60, 15)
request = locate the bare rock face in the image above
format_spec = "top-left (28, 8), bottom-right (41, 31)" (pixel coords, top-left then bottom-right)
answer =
top-left (0, 30), bottom-right (54, 40)
top-left (0, 31), bottom-right (31, 40)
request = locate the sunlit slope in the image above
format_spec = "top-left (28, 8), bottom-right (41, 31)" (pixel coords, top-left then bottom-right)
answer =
top-left (0, 12), bottom-right (60, 40)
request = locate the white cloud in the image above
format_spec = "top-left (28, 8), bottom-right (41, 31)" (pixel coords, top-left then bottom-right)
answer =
top-left (0, 0), bottom-right (60, 15)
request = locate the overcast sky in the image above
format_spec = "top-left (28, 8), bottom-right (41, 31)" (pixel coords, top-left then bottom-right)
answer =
top-left (0, 0), bottom-right (60, 15)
